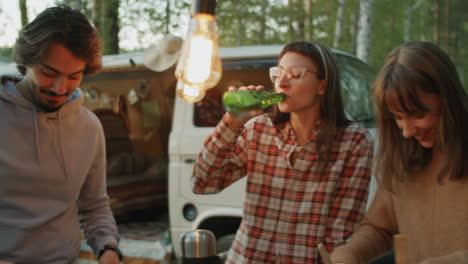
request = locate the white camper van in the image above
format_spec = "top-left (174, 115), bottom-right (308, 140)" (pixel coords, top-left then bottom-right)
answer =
top-left (168, 45), bottom-right (377, 258)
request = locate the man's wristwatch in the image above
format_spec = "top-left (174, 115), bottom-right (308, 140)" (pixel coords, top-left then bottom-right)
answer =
top-left (98, 244), bottom-right (123, 261)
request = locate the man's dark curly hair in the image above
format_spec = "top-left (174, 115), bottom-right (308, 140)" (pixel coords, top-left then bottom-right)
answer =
top-left (12, 5), bottom-right (102, 75)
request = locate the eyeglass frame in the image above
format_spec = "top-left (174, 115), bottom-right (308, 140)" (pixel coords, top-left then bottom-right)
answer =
top-left (269, 65), bottom-right (319, 83)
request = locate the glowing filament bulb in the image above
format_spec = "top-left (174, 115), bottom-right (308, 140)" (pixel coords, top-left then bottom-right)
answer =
top-left (175, 0), bottom-right (221, 103)
top-left (185, 36), bottom-right (213, 84)
top-left (176, 81), bottom-right (206, 103)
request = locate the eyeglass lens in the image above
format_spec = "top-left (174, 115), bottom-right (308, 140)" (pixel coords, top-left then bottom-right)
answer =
top-left (270, 66), bottom-right (308, 82)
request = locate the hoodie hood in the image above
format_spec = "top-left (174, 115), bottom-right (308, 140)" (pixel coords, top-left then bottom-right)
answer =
top-left (0, 74), bottom-right (84, 113)
top-left (0, 74), bottom-right (84, 170)
top-left (0, 74), bottom-right (32, 109)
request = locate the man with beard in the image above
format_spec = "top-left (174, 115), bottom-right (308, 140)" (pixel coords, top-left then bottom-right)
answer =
top-left (0, 5), bottom-right (122, 264)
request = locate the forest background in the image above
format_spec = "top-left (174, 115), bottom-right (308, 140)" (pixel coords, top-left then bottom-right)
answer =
top-left (1, 0), bottom-right (467, 88)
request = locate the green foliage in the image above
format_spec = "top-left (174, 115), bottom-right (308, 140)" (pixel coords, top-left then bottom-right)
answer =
top-left (101, 0), bottom-right (120, 54)
top-left (0, 47), bottom-right (13, 62)
top-left (217, 0), bottom-right (281, 46)
top-left (19, 0), bottom-right (28, 27)
top-left (221, 0), bottom-right (468, 90)
top-left (119, 0), bottom-right (190, 51)
top-left (13, 0), bottom-right (468, 88)
top-left (370, 0), bottom-right (405, 70)
top-left (54, 0), bottom-right (92, 18)
top-left (366, 0), bottom-right (468, 88)
top-left (217, 0), bottom-right (357, 52)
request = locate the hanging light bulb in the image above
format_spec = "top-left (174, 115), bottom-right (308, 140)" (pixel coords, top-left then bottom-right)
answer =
top-left (175, 0), bottom-right (222, 103)
top-left (176, 80), bottom-right (206, 103)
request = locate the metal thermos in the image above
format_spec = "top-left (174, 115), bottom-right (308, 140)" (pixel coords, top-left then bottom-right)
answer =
top-left (181, 229), bottom-right (222, 264)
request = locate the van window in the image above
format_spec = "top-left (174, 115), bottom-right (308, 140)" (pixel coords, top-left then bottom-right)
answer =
top-left (193, 88), bottom-right (225, 127)
top-left (336, 54), bottom-right (375, 126)
top-left (193, 59), bottom-right (275, 127)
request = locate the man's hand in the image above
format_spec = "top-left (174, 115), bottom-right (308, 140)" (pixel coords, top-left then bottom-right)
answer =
top-left (98, 250), bottom-right (120, 264)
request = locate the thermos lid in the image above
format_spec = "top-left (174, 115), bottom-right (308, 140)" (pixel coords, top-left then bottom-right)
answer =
top-left (181, 229), bottom-right (217, 258)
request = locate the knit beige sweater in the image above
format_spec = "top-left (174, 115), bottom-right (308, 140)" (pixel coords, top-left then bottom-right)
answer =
top-left (331, 155), bottom-right (468, 264)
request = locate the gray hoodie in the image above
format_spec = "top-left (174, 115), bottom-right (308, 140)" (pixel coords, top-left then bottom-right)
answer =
top-left (0, 75), bottom-right (119, 263)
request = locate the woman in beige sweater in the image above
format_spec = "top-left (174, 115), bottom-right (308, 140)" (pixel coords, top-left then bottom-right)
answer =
top-left (330, 42), bottom-right (468, 264)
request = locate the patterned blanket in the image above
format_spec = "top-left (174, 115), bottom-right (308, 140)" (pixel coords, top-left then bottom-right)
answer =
top-left (78, 221), bottom-right (173, 264)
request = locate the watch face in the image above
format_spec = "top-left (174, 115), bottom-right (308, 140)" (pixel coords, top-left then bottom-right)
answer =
top-left (99, 245), bottom-right (123, 261)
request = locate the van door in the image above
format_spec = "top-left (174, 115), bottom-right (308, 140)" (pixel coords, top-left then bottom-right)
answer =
top-left (168, 58), bottom-right (277, 257)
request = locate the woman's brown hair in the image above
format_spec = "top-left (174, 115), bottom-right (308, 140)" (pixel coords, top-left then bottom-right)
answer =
top-left (374, 41), bottom-right (468, 191)
top-left (271, 41), bottom-right (349, 171)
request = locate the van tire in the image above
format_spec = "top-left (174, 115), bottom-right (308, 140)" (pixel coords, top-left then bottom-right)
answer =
top-left (216, 233), bottom-right (236, 254)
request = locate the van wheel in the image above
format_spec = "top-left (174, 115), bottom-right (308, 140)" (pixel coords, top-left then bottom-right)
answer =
top-left (216, 233), bottom-right (236, 254)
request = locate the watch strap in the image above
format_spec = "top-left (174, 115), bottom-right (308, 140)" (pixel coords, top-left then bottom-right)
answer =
top-left (98, 244), bottom-right (123, 261)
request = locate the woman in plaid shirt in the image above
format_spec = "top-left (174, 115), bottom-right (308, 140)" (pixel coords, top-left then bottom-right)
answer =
top-left (193, 41), bottom-right (373, 263)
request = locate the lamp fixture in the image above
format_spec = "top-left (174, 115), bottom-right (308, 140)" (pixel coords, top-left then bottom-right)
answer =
top-left (175, 0), bottom-right (221, 103)
top-left (176, 80), bottom-right (206, 103)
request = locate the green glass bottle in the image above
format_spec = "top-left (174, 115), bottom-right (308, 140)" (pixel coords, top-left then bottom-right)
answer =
top-left (222, 90), bottom-right (286, 114)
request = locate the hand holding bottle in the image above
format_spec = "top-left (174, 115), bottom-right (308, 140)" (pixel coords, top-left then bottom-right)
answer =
top-left (222, 85), bottom-right (268, 130)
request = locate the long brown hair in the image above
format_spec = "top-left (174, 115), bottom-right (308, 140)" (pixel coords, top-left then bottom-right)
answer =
top-left (271, 41), bottom-right (349, 170)
top-left (374, 41), bottom-right (468, 191)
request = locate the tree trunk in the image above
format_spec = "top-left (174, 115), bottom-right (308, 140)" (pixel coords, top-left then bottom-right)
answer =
top-left (356, 0), bottom-right (374, 63)
top-left (403, 5), bottom-right (412, 42)
top-left (236, 0), bottom-right (245, 46)
top-left (444, 0), bottom-right (449, 53)
top-left (287, 0), bottom-right (295, 42)
top-left (404, 0), bottom-right (423, 42)
top-left (434, 0), bottom-right (441, 44)
top-left (333, 0), bottom-right (347, 48)
top-left (296, 1), bottom-right (305, 39)
top-left (69, 0), bottom-right (83, 10)
top-left (165, 0), bottom-right (171, 35)
top-left (304, 0), bottom-right (313, 40)
top-left (101, 0), bottom-right (120, 54)
top-left (352, 0), bottom-right (360, 54)
top-left (259, 0), bottom-right (268, 43)
top-left (19, 0), bottom-right (28, 27)
top-left (92, 0), bottom-right (103, 31)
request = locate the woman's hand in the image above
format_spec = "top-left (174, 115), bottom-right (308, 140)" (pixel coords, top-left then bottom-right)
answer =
top-left (223, 85), bottom-right (266, 130)
top-left (330, 245), bottom-right (360, 264)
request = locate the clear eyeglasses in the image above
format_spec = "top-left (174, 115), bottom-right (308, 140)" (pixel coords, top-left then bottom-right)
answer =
top-left (269, 66), bottom-right (318, 83)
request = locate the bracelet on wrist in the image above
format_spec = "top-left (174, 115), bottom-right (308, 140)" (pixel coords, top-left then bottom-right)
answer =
top-left (98, 244), bottom-right (123, 261)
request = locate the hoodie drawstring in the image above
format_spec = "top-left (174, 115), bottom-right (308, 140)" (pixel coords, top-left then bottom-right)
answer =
top-left (32, 107), bottom-right (41, 165)
top-left (57, 113), bottom-right (69, 179)
top-left (57, 112), bottom-right (68, 178)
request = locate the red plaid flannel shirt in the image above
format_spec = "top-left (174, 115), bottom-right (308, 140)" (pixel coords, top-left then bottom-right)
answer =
top-left (193, 114), bottom-right (373, 263)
